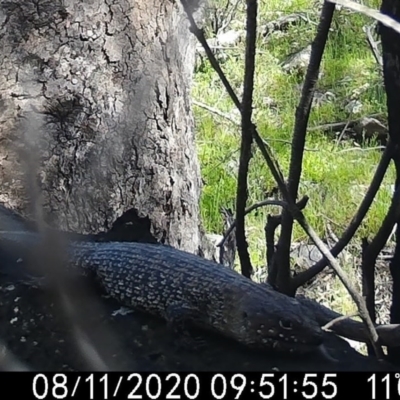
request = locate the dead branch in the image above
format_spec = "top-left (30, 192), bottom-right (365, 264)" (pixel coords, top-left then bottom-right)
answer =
top-left (192, 99), bottom-right (240, 125)
top-left (298, 295), bottom-right (400, 348)
top-left (336, 146), bottom-right (386, 153)
top-left (335, 120), bottom-right (351, 146)
top-left (364, 23), bottom-right (383, 67)
top-left (218, 207), bottom-right (236, 267)
top-left (295, 211), bottom-right (385, 358)
top-left (328, 0), bottom-right (400, 34)
top-left (293, 141), bottom-right (394, 287)
top-left (264, 196), bottom-right (310, 280)
top-left (307, 113), bottom-right (385, 133)
top-left (322, 313), bottom-right (358, 331)
top-left (218, 196), bottom-right (308, 256)
top-left (380, 1), bottom-right (400, 362)
top-left (218, 199), bottom-right (288, 248)
top-left (361, 237), bottom-right (376, 356)
top-left (218, 0), bottom-right (241, 33)
top-left (234, 0), bottom-right (258, 278)
top-left (181, 0), bottom-right (383, 357)
top-left (180, 0), bottom-right (290, 200)
top-left (270, 1), bottom-right (335, 294)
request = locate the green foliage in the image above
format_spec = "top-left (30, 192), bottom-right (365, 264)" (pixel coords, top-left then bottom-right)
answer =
top-left (192, 0), bottom-right (393, 274)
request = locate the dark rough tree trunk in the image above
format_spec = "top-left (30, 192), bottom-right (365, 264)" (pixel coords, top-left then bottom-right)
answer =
top-left (379, 0), bottom-right (400, 363)
top-left (0, 0), bottom-right (204, 253)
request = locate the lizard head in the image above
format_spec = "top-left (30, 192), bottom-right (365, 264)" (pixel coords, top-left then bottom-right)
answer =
top-left (231, 289), bottom-right (324, 354)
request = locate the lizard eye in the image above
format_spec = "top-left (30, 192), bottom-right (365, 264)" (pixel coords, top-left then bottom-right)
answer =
top-left (279, 319), bottom-right (293, 330)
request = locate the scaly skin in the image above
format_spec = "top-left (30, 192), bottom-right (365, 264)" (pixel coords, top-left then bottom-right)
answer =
top-left (0, 230), bottom-right (325, 354)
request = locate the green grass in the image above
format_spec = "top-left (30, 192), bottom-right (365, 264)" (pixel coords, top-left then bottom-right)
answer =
top-left (192, 0), bottom-right (394, 282)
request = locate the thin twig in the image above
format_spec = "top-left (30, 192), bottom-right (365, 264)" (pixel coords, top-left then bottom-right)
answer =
top-left (219, 0), bottom-right (242, 33)
top-left (293, 141), bottom-right (394, 287)
top-left (180, 0), bottom-right (290, 199)
top-left (218, 199), bottom-right (288, 249)
top-left (335, 146), bottom-right (386, 153)
top-left (192, 103), bottom-right (318, 151)
top-left (218, 196), bottom-right (309, 249)
top-left (364, 23), bottom-right (383, 67)
top-left (380, 0), bottom-right (400, 362)
top-left (263, 138), bottom-right (319, 151)
top-left (181, 0), bottom-right (383, 358)
top-left (322, 313), bottom-right (359, 331)
top-left (192, 100), bottom-right (240, 125)
top-left (296, 210), bottom-right (384, 358)
top-left (361, 237), bottom-right (375, 356)
top-left (328, 0), bottom-right (400, 34)
top-left (335, 120), bottom-right (351, 147)
top-left (307, 113), bottom-right (385, 132)
top-left (270, 1), bottom-right (335, 292)
top-left (326, 222), bottom-right (339, 243)
top-left (362, 180), bottom-right (400, 355)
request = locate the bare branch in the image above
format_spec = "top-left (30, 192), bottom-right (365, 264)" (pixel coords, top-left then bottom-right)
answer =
top-left (307, 113), bottom-right (385, 132)
top-left (293, 141), bottom-right (394, 287)
top-left (322, 313), bottom-right (358, 331)
top-left (235, 0), bottom-right (258, 278)
top-left (328, 0), bottom-right (400, 34)
top-left (364, 23), bottom-right (383, 67)
top-left (270, 1), bottom-right (335, 293)
top-left (336, 146), bottom-right (386, 153)
top-left (218, 196), bottom-right (309, 251)
top-left (294, 209), bottom-right (384, 358)
top-left (192, 100), bottom-right (240, 125)
top-left (182, 0), bottom-right (383, 357)
top-left (298, 295), bottom-right (400, 348)
top-left (219, 0), bottom-right (241, 33)
top-left (218, 199), bottom-right (287, 249)
top-left (180, 0), bottom-right (290, 201)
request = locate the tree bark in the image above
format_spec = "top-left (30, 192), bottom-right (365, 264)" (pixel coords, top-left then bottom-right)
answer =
top-left (379, 0), bottom-right (400, 363)
top-left (0, 0), bottom-right (204, 253)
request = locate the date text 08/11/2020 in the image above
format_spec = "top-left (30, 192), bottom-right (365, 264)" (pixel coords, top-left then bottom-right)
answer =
top-left (23, 372), bottom-right (399, 400)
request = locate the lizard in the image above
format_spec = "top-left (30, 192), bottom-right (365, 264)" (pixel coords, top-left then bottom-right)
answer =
top-left (0, 201), bottom-right (329, 356)
top-left (0, 228), bottom-right (329, 357)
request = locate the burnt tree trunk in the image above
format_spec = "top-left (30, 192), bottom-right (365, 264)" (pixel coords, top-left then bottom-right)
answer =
top-left (0, 0), bottom-right (205, 253)
top-left (379, 0), bottom-right (400, 363)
